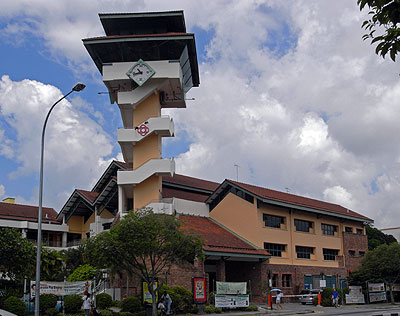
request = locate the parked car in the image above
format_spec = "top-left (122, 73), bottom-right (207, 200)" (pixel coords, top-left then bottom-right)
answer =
top-left (299, 289), bottom-right (323, 305)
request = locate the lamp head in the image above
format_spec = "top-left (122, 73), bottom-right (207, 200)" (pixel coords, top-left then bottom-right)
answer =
top-left (72, 83), bottom-right (86, 92)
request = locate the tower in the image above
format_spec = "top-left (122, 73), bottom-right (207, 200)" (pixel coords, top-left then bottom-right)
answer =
top-left (83, 11), bottom-right (200, 216)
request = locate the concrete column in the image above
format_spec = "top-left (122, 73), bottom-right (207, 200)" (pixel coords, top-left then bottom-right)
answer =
top-left (118, 185), bottom-right (123, 214)
top-left (95, 205), bottom-right (99, 235)
top-left (62, 232), bottom-right (67, 248)
top-left (216, 259), bottom-right (226, 282)
top-left (21, 228), bottom-right (27, 238)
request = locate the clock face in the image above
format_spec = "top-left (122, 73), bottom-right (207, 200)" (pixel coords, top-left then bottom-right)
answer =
top-left (126, 59), bottom-right (156, 86)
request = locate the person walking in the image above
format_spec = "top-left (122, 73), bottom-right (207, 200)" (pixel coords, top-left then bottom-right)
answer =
top-left (82, 291), bottom-right (91, 316)
top-left (332, 288), bottom-right (339, 308)
top-left (276, 290), bottom-right (283, 310)
top-left (161, 291), bottom-right (172, 315)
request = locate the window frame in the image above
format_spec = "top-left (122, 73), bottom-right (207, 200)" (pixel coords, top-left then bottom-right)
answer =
top-left (296, 246), bottom-right (314, 259)
top-left (282, 274), bottom-right (292, 288)
top-left (348, 250), bottom-right (355, 257)
top-left (263, 214), bottom-right (285, 229)
top-left (356, 228), bottom-right (363, 235)
top-left (321, 223), bottom-right (338, 236)
top-left (294, 219), bottom-right (313, 233)
top-left (345, 226), bottom-right (353, 233)
top-left (264, 243), bottom-right (286, 257)
top-left (323, 248), bottom-right (339, 261)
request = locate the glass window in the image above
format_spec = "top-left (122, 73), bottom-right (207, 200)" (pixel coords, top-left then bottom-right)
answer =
top-left (345, 226), bottom-right (353, 233)
top-left (323, 248), bottom-right (339, 260)
top-left (359, 251), bottom-right (365, 257)
top-left (264, 243), bottom-right (286, 257)
top-left (263, 214), bottom-right (285, 228)
top-left (282, 274), bottom-right (291, 288)
top-left (356, 228), bottom-right (363, 235)
top-left (272, 274), bottom-right (278, 287)
top-left (296, 246), bottom-right (314, 259)
top-left (349, 250), bottom-right (355, 257)
top-left (322, 224), bottom-right (338, 236)
top-left (294, 219), bottom-right (313, 232)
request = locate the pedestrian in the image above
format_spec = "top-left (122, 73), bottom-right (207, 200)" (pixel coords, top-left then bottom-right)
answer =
top-left (161, 291), bottom-right (172, 315)
top-left (276, 290), bottom-right (283, 310)
top-left (332, 288), bottom-right (339, 308)
top-left (82, 291), bottom-right (91, 316)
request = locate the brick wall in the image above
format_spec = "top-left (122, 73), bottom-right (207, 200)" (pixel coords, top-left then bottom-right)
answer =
top-left (342, 231), bottom-right (368, 272)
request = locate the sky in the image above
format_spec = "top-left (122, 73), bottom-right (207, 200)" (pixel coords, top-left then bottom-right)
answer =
top-left (0, 0), bottom-right (399, 228)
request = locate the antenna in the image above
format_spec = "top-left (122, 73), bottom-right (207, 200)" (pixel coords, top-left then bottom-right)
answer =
top-left (234, 164), bottom-right (240, 182)
top-left (285, 187), bottom-right (290, 193)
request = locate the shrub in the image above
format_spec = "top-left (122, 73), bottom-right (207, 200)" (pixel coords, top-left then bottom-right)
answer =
top-left (45, 307), bottom-right (59, 316)
top-left (67, 264), bottom-right (96, 281)
top-left (132, 310), bottom-right (146, 316)
top-left (96, 293), bottom-right (113, 310)
top-left (204, 305), bottom-right (222, 314)
top-left (159, 284), bottom-right (193, 313)
top-left (64, 294), bottom-right (83, 314)
top-left (245, 305), bottom-right (258, 311)
top-left (98, 310), bottom-right (115, 316)
top-left (40, 294), bottom-right (58, 312)
top-left (112, 300), bottom-right (121, 307)
top-left (120, 296), bottom-right (143, 313)
top-left (4, 296), bottom-right (25, 316)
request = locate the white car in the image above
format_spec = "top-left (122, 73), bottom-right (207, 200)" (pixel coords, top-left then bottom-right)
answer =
top-left (299, 289), bottom-right (322, 305)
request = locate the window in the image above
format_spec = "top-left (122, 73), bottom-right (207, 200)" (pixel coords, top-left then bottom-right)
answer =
top-left (282, 274), bottom-right (291, 288)
top-left (345, 226), bottom-right (353, 233)
top-left (296, 246), bottom-right (314, 259)
top-left (103, 223), bottom-right (112, 230)
top-left (264, 243), bottom-right (286, 257)
top-left (272, 274), bottom-right (278, 287)
top-left (323, 248), bottom-right (339, 261)
top-left (359, 251), bottom-right (365, 257)
top-left (322, 224), bottom-right (338, 236)
top-left (356, 228), bottom-right (363, 235)
top-left (349, 250), bottom-right (355, 257)
top-left (263, 214), bottom-right (285, 228)
top-left (294, 219), bottom-right (313, 232)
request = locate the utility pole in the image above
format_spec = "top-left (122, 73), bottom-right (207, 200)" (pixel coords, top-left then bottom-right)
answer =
top-left (234, 164), bottom-right (240, 182)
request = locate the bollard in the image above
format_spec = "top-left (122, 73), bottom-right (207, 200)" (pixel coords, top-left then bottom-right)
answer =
top-left (317, 293), bottom-right (321, 306)
top-left (267, 294), bottom-right (272, 309)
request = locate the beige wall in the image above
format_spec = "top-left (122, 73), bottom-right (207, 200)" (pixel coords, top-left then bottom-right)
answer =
top-left (133, 93), bottom-right (161, 126)
top-left (133, 134), bottom-right (161, 168)
top-left (134, 175), bottom-right (161, 210)
top-left (210, 193), bottom-right (364, 268)
top-left (67, 215), bottom-right (84, 237)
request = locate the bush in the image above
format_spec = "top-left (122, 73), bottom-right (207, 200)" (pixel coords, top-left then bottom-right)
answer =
top-left (67, 264), bottom-right (96, 281)
top-left (321, 288), bottom-right (333, 307)
top-left (159, 284), bottom-right (193, 313)
top-left (204, 305), bottom-right (222, 314)
top-left (245, 305), bottom-right (258, 311)
top-left (132, 310), bottom-right (146, 316)
top-left (98, 310), bottom-right (115, 316)
top-left (120, 296), bottom-right (143, 313)
top-left (64, 294), bottom-right (83, 314)
top-left (45, 308), bottom-right (60, 316)
top-left (4, 296), bottom-right (25, 316)
top-left (96, 293), bottom-right (113, 310)
top-left (112, 300), bottom-right (121, 307)
top-left (40, 294), bottom-right (58, 312)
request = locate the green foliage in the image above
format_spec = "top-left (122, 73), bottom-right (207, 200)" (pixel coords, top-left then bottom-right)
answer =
top-left (45, 308), bottom-right (60, 316)
top-left (0, 228), bottom-right (36, 282)
top-left (204, 305), bottom-right (222, 314)
top-left (40, 294), bottom-right (58, 312)
top-left (96, 293), bottom-right (113, 310)
top-left (120, 296), bottom-right (143, 313)
top-left (64, 294), bottom-right (83, 314)
top-left (4, 296), bottom-right (26, 316)
top-left (85, 209), bottom-right (204, 316)
top-left (159, 284), bottom-right (193, 313)
top-left (366, 225), bottom-right (397, 250)
top-left (67, 264), bottom-right (96, 281)
top-left (321, 288), bottom-right (334, 307)
top-left (358, 0), bottom-right (400, 61)
top-left (245, 305), bottom-right (258, 311)
top-left (62, 245), bottom-right (86, 275)
top-left (98, 310), bottom-right (115, 316)
top-left (41, 248), bottom-right (65, 281)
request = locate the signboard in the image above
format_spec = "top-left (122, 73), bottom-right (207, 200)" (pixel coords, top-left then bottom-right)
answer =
top-left (193, 277), bottom-right (206, 303)
top-left (345, 286), bottom-right (365, 304)
top-left (369, 291), bottom-right (386, 303)
top-left (368, 283), bottom-right (385, 292)
top-left (30, 281), bottom-right (91, 297)
top-left (142, 281), bottom-right (158, 304)
top-left (216, 282), bottom-right (246, 295)
top-left (215, 295), bottom-right (249, 308)
top-left (319, 280), bottom-right (326, 288)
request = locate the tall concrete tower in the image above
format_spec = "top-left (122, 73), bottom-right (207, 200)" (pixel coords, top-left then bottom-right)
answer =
top-left (83, 11), bottom-right (200, 216)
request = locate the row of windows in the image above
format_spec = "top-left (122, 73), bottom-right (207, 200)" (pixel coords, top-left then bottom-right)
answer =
top-left (270, 274), bottom-right (292, 288)
top-left (263, 213), bottom-right (363, 235)
top-left (349, 250), bottom-right (365, 257)
top-left (264, 243), bottom-right (340, 260)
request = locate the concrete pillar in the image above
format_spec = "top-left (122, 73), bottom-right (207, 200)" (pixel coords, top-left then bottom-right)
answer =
top-left (216, 259), bottom-right (226, 282)
top-left (118, 185), bottom-right (124, 214)
top-left (21, 228), bottom-right (27, 238)
top-left (62, 232), bottom-right (67, 248)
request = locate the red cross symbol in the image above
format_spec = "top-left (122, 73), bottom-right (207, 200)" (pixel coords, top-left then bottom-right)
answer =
top-left (137, 124), bottom-right (149, 136)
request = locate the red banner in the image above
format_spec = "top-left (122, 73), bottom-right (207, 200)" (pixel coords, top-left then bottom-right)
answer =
top-left (193, 277), bottom-right (206, 303)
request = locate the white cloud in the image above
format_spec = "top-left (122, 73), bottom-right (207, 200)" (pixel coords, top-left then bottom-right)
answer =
top-left (0, 75), bottom-right (114, 209)
top-left (0, 184), bottom-right (5, 198)
top-left (323, 186), bottom-right (354, 209)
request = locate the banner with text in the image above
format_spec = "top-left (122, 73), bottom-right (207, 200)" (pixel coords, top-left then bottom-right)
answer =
top-left (216, 282), bottom-right (247, 295)
top-left (30, 281), bottom-right (91, 297)
top-left (215, 295), bottom-right (249, 308)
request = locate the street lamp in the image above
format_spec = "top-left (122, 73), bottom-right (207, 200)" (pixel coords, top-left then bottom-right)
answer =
top-left (34, 82), bottom-right (86, 316)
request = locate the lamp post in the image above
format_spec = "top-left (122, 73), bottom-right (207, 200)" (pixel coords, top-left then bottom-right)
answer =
top-left (34, 83), bottom-right (86, 316)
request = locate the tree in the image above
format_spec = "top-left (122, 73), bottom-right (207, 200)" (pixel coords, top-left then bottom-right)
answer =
top-left (349, 243), bottom-right (400, 303)
top-left (85, 209), bottom-right (204, 316)
top-left (67, 264), bottom-right (96, 281)
top-left (62, 244), bottom-right (86, 274)
top-left (40, 247), bottom-right (64, 281)
top-left (0, 228), bottom-right (36, 282)
top-left (366, 224), bottom-right (397, 250)
top-left (358, 0), bottom-right (400, 61)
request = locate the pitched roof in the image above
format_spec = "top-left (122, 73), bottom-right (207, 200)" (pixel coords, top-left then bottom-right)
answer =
top-left (0, 202), bottom-right (60, 224)
top-left (163, 173), bottom-right (219, 192)
top-left (76, 190), bottom-right (99, 204)
top-left (162, 187), bottom-right (210, 203)
top-left (179, 214), bottom-right (270, 257)
top-left (221, 180), bottom-right (372, 222)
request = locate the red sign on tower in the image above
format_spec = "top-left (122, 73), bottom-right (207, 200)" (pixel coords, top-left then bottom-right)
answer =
top-left (137, 124), bottom-right (149, 136)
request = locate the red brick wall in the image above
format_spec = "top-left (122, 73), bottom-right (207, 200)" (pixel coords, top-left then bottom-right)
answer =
top-left (342, 231), bottom-right (368, 272)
